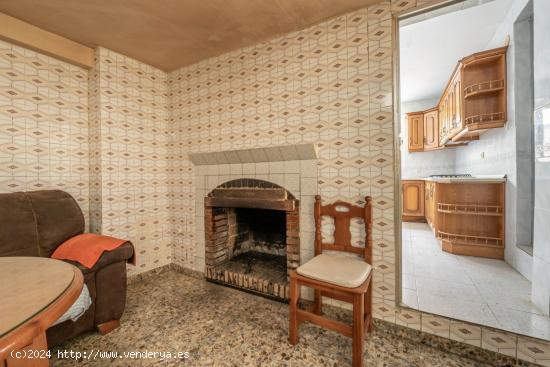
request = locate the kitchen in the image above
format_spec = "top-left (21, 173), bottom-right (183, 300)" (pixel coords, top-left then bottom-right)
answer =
top-left (398, 0), bottom-right (550, 341)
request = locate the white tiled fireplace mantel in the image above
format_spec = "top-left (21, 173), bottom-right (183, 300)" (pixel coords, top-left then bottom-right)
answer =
top-left (189, 143), bottom-right (318, 166)
top-left (192, 156), bottom-right (319, 282)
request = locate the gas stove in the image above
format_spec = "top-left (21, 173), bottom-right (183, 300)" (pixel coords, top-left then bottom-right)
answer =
top-left (428, 174), bottom-right (473, 178)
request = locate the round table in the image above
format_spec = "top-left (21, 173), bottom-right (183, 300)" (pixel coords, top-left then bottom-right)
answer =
top-left (0, 257), bottom-right (83, 366)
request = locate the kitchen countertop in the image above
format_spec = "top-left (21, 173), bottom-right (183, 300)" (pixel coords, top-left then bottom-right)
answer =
top-left (403, 175), bottom-right (507, 183)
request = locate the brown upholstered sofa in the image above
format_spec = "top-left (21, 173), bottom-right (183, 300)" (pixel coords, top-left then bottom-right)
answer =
top-left (0, 190), bottom-right (134, 347)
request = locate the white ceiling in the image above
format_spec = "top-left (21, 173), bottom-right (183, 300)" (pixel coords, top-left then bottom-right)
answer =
top-left (399, 0), bottom-right (513, 103)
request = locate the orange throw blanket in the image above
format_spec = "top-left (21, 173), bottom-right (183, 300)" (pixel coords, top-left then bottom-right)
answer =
top-left (52, 233), bottom-right (135, 269)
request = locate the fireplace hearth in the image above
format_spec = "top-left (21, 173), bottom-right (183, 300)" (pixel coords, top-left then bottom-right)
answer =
top-left (214, 251), bottom-right (287, 284)
top-left (204, 179), bottom-right (300, 301)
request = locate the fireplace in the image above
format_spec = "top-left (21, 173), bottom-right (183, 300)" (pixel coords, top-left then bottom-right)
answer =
top-left (204, 179), bottom-right (299, 300)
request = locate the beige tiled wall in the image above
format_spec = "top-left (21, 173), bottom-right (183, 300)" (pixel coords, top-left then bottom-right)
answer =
top-left (167, 2), bottom-right (396, 301)
top-left (0, 40), bottom-right (90, 226)
top-left (89, 48), bottom-right (172, 276)
top-left (169, 0), bottom-right (401, 329)
top-left (0, 41), bottom-right (173, 276)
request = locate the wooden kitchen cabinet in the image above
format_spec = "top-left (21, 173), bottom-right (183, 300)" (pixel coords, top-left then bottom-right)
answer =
top-left (407, 46), bottom-right (507, 152)
top-left (405, 177), bottom-right (506, 260)
top-left (424, 180), bottom-right (436, 229)
top-left (435, 181), bottom-right (505, 259)
top-left (451, 47), bottom-right (507, 142)
top-left (439, 69), bottom-right (461, 144)
top-left (402, 180), bottom-right (425, 221)
top-left (423, 108), bottom-right (439, 150)
top-left (407, 113), bottom-right (424, 152)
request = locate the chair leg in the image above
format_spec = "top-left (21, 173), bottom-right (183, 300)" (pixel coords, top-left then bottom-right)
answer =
top-left (366, 280), bottom-right (373, 332)
top-left (313, 290), bottom-right (322, 315)
top-left (289, 277), bottom-right (299, 345)
top-left (352, 293), bottom-right (365, 367)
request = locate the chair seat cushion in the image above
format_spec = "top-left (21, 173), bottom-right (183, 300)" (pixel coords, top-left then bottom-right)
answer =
top-left (296, 253), bottom-right (372, 288)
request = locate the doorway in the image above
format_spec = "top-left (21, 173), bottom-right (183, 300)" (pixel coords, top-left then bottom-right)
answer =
top-left (396, 0), bottom-right (547, 341)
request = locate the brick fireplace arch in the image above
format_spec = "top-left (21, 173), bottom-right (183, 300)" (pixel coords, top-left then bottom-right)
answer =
top-left (204, 179), bottom-right (300, 300)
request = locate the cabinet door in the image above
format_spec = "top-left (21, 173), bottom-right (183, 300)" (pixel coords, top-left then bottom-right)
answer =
top-left (430, 183), bottom-right (437, 231)
top-left (454, 78), bottom-right (462, 128)
top-left (423, 110), bottom-right (439, 150)
top-left (402, 181), bottom-right (425, 217)
top-left (439, 104), bottom-right (446, 143)
top-left (439, 97), bottom-right (449, 144)
top-left (408, 114), bottom-right (424, 152)
top-left (424, 183), bottom-right (431, 223)
top-left (445, 94), bottom-right (451, 131)
top-left (449, 89), bottom-right (455, 130)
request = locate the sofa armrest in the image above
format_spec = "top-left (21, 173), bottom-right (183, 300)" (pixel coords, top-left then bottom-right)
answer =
top-left (64, 242), bottom-right (134, 274)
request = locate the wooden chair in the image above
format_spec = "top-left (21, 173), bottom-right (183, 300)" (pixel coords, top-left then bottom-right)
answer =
top-left (288, 195), bottom-right (373, 367)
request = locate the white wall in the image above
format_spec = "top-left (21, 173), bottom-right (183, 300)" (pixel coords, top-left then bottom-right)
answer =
top-left (454, 0), bottom-right (533, 280)
top-left (531, 0), bottom-right (550, 316)
top-left (401, 98), bottom-right (457, 179)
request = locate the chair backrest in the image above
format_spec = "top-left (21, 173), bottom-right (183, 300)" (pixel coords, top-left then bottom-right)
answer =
top-left (314, 195), bottom-right (372, 264)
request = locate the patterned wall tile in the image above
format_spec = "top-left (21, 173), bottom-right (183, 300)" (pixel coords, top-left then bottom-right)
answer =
top-left (368, 1), bottom-right (392, 23)
top-left (517, 337), bottom-right (550, 367)
top-left (89, 48), bottom-right (171, 276)
top-left (416, 0), bottom-right (442, 7)
top-left (390, 0), bottom-right (418, 14)
top-left (421, 314), bottom-right (450, 338)
top-left (396, 308), bottom-right (421, 330)
top-left (373, 297), bottom-right (397, 323)
top-left (481, 328), bottom-right (518, 359)
top-left (450, 321), bottom-right (481, 348)
top-left (0, 40), bottom-right (89, 227)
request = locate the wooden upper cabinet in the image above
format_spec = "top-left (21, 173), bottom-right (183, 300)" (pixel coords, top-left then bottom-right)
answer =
top-left (423, 109), bottom-right (439, 150)
top-left (453, 75), bottom-right (462, 127)
top-left (407, 113), bottom-right (424, 152)
top-left (438, 102), bottom-right (446, 145)
top-left (439, 69), bottom-right (460, 145)
top-left (452, 47), bottom-right (507, 142)
top-left (408, 46), bottom-right (507, 151)
top-left (444, 70), bottom-right (463, 140)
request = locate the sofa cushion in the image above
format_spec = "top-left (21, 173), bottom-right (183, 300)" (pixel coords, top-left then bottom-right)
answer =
top-left (26, 190), bottom-right (85, 257)
top-left (0, 192), bottom-right (39, 257)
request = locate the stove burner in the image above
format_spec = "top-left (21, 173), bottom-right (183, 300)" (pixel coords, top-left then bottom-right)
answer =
top-left (429, 174), bottom-right (473, 178)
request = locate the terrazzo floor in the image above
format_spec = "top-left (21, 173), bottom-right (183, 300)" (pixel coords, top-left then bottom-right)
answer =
top-left (51, 269), bottom-right (498, 366)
